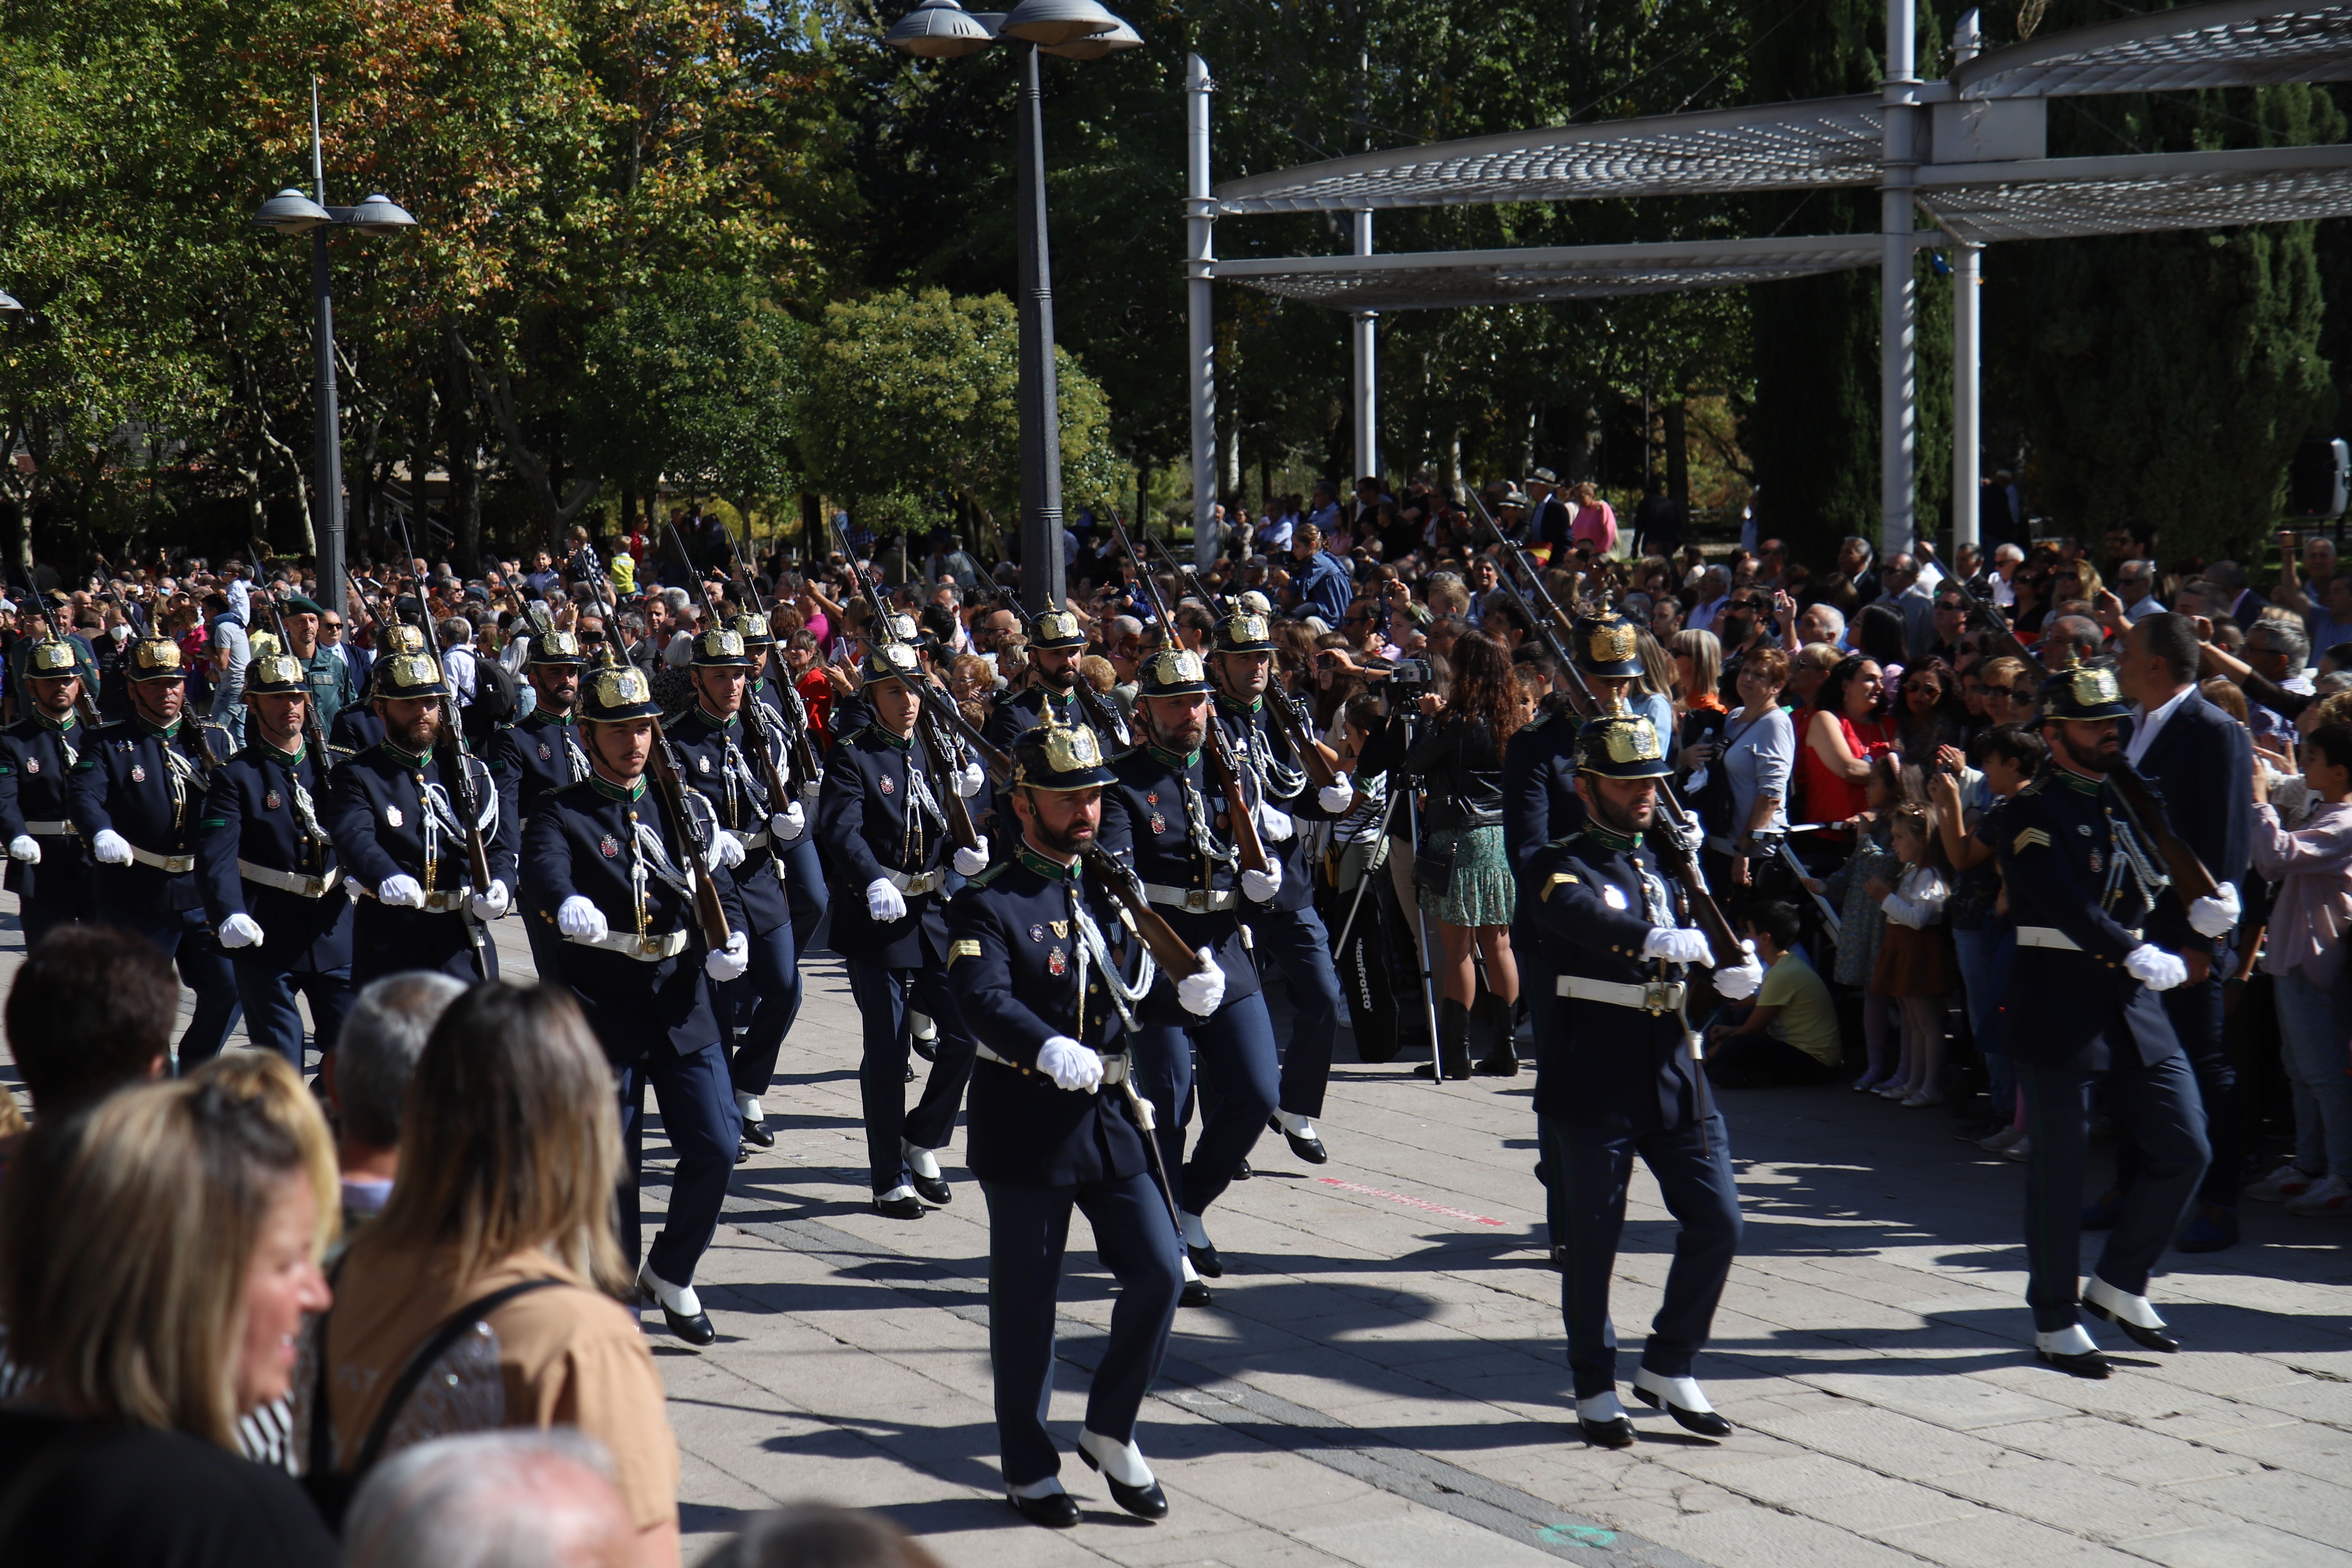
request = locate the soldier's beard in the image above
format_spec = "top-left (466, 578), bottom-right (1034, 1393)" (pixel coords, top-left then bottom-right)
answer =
top-left (1027, 804), bottom-right (1095, 859)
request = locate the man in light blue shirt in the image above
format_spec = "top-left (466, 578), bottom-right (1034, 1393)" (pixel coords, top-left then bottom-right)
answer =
top-left (1286, 524), bottom-right (1353, 626)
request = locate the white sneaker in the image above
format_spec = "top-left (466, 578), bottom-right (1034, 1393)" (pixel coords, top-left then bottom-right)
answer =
top-left (2246, 1162), bottom-right (2322, 1203)
top-left (2284, 1172), bottom-right (2352, 1216)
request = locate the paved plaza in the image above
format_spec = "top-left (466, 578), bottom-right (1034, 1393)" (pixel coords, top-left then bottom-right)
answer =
top-left (6, 907), bottom-right (2350, 1568)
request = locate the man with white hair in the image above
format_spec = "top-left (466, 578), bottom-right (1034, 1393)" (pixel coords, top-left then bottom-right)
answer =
top-left (1686, 566), bottom-right (1732, 634)
top-left (1796, 602), bottom-right (1847, 651)
top-left (2114, 559), bottom-right (2165, 623)
top-left (342, 1431), bottom-right (637, 1568)
top-left (1989, 542), bottom-right (2025, 607)
top-left (436, 617), bottom-right (478, 708)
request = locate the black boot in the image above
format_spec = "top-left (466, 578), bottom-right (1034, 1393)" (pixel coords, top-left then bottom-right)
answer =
top-left (1415, 999), bottom-right (1474, 1080)
top-left (1473, 994), bottom-right (1519, 1076)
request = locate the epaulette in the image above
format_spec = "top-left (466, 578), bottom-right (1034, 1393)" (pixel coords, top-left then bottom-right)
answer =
top-left (961, 859), bottom-right (1009, 890)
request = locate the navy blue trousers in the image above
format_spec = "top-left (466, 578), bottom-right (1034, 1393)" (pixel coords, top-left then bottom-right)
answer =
top-left (106, 903), bottom-right (242, 1070)
top-left (982, 1172), bottom-right (1182, 1488)
top-left (232, 956), bottom-right (353, 1071)
top-left (1132, 989), bottom-right (1278, 1217)
top-left (721, 919), bottom-right (802, 1101)
top-left (778, 830), bottom-right (828, 968)
top-left (524, 913), bottom-right (570, 992)
top-left (1540, 1111), bottom-right (1742, 1398)
top-left (2018, 1047), bottom-right (2209, 1332)
top-left (2110, 977), bottom-right (2237, 1210)
top-left (1243, 904), bottom-right (1344, 1119)
top-left (616, 1039), bottom-right (738, 1288)
top-left (845, 961), bottom-right (978, 1194)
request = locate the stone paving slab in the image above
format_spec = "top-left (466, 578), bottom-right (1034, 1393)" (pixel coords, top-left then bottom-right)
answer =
top-left (3, 900), bottom-right (2348, 1568)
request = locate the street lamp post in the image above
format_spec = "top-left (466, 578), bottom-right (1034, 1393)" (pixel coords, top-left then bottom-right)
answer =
top-left (251, 77), bottom-right (416, 620)
top-left (884, 0), bottom-right (1139, 616)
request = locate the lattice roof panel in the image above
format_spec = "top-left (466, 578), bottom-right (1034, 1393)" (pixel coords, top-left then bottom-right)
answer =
top-left (1921, 143), bottom-right (2352, 240)
top-left (1957, 0), bottom-right (2352, 99)
top-left (1208, 95), bottom-right (1882, 215)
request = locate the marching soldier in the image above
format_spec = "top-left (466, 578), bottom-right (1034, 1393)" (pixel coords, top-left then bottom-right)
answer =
top-left (948, 722), bottom-right (1185, 1528)
top-left (326, 623), bottom-right (429, 764)
top-left (519, 660), bottom-right (751, 1346)
top-left (1206, 607), bottom-right (1354, 1162)
top-left (321, 650), bottom-right (515, 985)
top-left (194, 652), bottom-right (354, 1070)
top-left (1994, 655), bottom-right (2208, 1377)
top-left (492, 626), bottom-right (592, 983)
top-left (740, 611), bottom-right (829, 963)
top-left (0, 629), bottom-right (98, 948)
top-left (66, 632), bottom-right (245, 1067)
top-left (1095, 646), bottom-right (1281, 1300)
top-left (815, 641), bottom-right (985, 1219)
top-left (666, 624), bottom-right (809, 1152)
top-left (1521, 700), bottom-right (1760, 1447)
top-left (981, 606), bottom-right (1110, 751)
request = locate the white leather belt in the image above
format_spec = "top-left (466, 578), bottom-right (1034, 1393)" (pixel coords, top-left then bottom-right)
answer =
top-left (20, 820), bottom-right (74, 837)
top-left (977, 1042), bottom-right (1130, 1087)
top-left (364, 886), bottom-right (469, 913)
top-left (1557, 975), bottom-right (1687, 1014)
top-left (886, 868), bottom-right (944, 896)
top-left (127, 845), bottom-right (196, 874)
top-left (1144, 883), bottom-right (1237, 913)
top-left (570, 928), bottom-right (691, 961)
top-left (738, 829), bottom-right (772, 851)
top-left (2018, 925), bottom-right (2139, 952)
top-left (239, 860), bottom-right (342, 899)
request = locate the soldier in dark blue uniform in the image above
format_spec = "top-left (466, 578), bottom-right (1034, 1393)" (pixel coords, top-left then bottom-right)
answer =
top-left (520, 660), bottom-right (751, 1346)
top-left (666, 625), bottom-right (808, 1151)
top-left (492, 627), bottom-right (592, 985)
top-left (325, 623), bottom-right (426, 765)
top-left (67, 632), bottom-right (244, 1067)
top-left (980, 607), bottom-right (1122, 753)
top-left (1993, 655), bottom-right (2208, 1378)
top-left (1096, 646), bottom-right (1280, 1295)
top-left (948, 721), bottom-right (1186, 1529)
top-left (815, 640), bottom-right (986, 1218)
top-left (195, 652), bottom-right (354, 1070)
top-left (321, 651), bottom-right (516, 985)
top-left (739, 611), bottom-right (829, 965)
top-left (0, 630), bottom-right (98, 947)
top-left (1521, 700), bottom-right (1760, 1447)
top-left (1207, 608), bottom-right (1355, 1163)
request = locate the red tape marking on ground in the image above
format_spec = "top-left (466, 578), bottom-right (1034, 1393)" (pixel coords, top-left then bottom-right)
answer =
top-left (1317, 1177), bottom-right (1506, 1227)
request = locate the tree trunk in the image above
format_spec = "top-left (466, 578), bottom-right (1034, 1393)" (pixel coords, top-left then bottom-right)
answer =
top-left (1665, 400), bottom-right (1690, 519)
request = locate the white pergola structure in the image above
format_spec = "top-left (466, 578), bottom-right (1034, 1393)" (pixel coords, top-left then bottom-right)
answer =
top-left (1182, 1), bottom-right (2352, 561)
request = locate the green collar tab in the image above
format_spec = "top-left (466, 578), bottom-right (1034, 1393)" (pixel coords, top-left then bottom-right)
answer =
top-left (1017, 845), bottom-right (1080, 881)
top-left (1148, 742), bottom-right (1200, 770)
top-left (698, 706), bottom-right (740, 730)
top-left (385, 742), bottom-right (432, 770)
top-left (254, 738), bottom-right (305, 767)
top-left (136, 715), bottom-right (182, 740)
top-left (589, 772), bottom-right (648, 802)
top-left (2056, 769), bottom-right (2104, 797)
top-left (1586, 823), bottom-right (1642, 854)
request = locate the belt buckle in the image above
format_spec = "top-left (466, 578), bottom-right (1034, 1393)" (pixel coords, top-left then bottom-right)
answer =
top-left (1642, 980), bottom-right (1674, 1015)
top-left (1184, 889), bottom-right (1209, 913)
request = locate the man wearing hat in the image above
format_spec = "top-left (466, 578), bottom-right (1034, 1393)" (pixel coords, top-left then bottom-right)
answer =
top-left (0, 627), bottom-right (100, 947)
top-left (519, 658), bottom-right (751, 1346)
top-left (66, 631), bottom-right (245, 1066)
top-left (1207, 607), bottom-right (1354, 1162)
top-left (1521, 698), bottom-right (1759, 1449)
top-left (328, 622), bottom-right (429, 763)
top-left (738, 610), bottom-right (830, 965)
top-left (322, 648), bottom-right (517, 985)
top-left (667, 624), bottom-right (809, 1153)
top-left (984, 606), bottom-right (1124, 752)
top-left (269, 589), bottom-right (357, 739)
top-left (492, 625), bottom-right (593, 984)
top-left (1992, 654), bottom-right (2208, 1378)
top-left (1527, 469), bottom-right (1573, 553)
top-left (815, 639), bottom-right (984, 1219)
top-left (947, 719), bottom-right (1188, 1528)
top-left (1096, 645), bottom-right (1277, 1305)
top-left (194, 651), bottom-right (354, 1070)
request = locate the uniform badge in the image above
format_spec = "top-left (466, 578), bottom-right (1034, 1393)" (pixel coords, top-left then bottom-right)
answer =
top-left (265, 790), bottom-right (283, 811)
top-left (1214, 812), bottom-right (1228, 831)
top-left (22, 760), bottom-right (35, 775)
top-left (1047, 947), bottom-right (1067, 976)
top-left (1049, 920), bottom-right (1069, 938)
top-left (600, 834), bottom-right (620, 858)
top-left (130, 765), bottom-right (146, 783)
top-left (2087, 849), bottom-right (2104, 873)
top-left (879, 776), bottom-right (895, 795)
top-left (539, 743), bottom-right (552, 760)
top-left (1029, 923), bottom-right (1046, 943)
top-left (1602, 884), bottom-right (1629, 911)
top-left (2078, 824), bottom-right (2093, 836)
top-left (697, 755), bottom-right (711, 773)
top-left (1146, 791), bottom-right (1159, 806)
top-left (385, 805), bottom-right (404, 827)
top-left (1148, 812), bottom-right (1167, 836)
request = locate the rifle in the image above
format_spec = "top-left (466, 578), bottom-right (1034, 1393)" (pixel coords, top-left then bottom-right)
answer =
top-left (1107, 512), bottom-right (1268, 876)
top-left (994, 583), bottom-right (1132, 751)
top-left (667, 521), bottom-right (794, 818)
top-left (18, 574), bottom-right (102, 730)
top-left (248, 541), bottom-right (334, 774)
top-left (714, 520), bottom-right (822, 793)
top-left (1080, 842), bottom-right (1210, 978)
top-left (1143, 540), bottom-right (1343, 791)
top-left (393, 516), bottom-right (494, 893)
top-left (1467, 497), bottom-right (1588, 712)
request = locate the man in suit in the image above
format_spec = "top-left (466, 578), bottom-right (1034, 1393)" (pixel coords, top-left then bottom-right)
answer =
top-left (2086, 613), bottom-right (2252, 1250)
top-left (322, 605), bottom-right (371, 701)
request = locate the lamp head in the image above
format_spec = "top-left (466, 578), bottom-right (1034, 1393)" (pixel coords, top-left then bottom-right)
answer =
top-left (999, 0), bottom-right (1119, 45)
top-left (1039, 14), bottom-right (1139, 55)
top-left (253, 187), bottom-right (332, 234)
top-left (346, 193), bottom-right (418, 235)
top-left (884, 0), bottom-right (997, 57)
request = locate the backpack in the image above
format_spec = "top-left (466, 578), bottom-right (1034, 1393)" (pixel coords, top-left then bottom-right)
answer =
top-left (464, 657), bottom-right (520, 751)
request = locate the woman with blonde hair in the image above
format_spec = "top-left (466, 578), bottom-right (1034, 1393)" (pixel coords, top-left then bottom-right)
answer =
top-left (0, 1055), bottom-right (339, 1563)
top-left (307, 983), bottom-right (682, 1567)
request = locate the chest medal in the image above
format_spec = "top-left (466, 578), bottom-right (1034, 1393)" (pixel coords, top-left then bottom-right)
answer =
top-left (1050, 920), bottom-right (1069, 938)
top-left (1029, 923), bottom-right (1046, 943)
top-left (698, 755), bottom-right (711, 773)
top-left (265, 790), bottom-right (283, 811)
top-left (1047, 946), bottom-right (1067, 976)
top-left (2088, 848), bottom-right (2104, 874)
top-left (1146, 790), bottom-right (1159, 806)
top-left (1602, 883), bottom-right (1629, 911)
top-left (130, 764), bottom-right (146, 783)
top-left (1149, 812), bottom-right (1167, 836)
top-left (879, 775), bottom-right (895, 795)
top-left (22, 759), bottom-right (35, 775)
top-left (600, 833), bottom-right (621, 859)
top-left (384, 805), bottom-right (403, 827)
top-left (539, 743), bottom-right (553, 760)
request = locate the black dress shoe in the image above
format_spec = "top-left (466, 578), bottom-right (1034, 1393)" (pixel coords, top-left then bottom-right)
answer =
top-left (1473, 1054), bottom-right (1520, 1078)
top-left (741, 1117), bottom-right (776, 1148)
top-left (911, 1033), bottom-right (939, 1063)
top-left (1579, 1414), bottom-right (1635, 1449)
top-left (1187, 1241), bottom-right (1223, 1279)
top-left (1179, 1277), bottom-right (1214, 1308)
top-left (2036, 1346), bottom-right (2113, 1379)
top-left (1077, 1445), bottom-right (1169, 1519)
top-left (655, 1300), bottom-right (717, 1346)
top-left (1269, 1115), bottom-right (1329, 1164)
top-left (1231, 1158), bottom-right (1253, 1181)
top-left (735, 1140), bottom-right (750, 1165)
top-left (904, 1061), bottom-right (916, 1082)
top-left (1632, 1383), bottom-right (1733, 1438)
top-left (2083, 1302), bottom-right (2180, 1352)
top-left (874, 1192), bottom-right (926, 1219)
top-left (1006, 1490), bottom-right (1080, 1529)
top-left (912, 1173), bottom-right (952, 1206)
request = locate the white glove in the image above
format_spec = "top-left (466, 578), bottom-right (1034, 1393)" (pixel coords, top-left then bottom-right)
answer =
top-left (1242, 861), bottom-right (1283, 903)
top-left (1037, 1034), bottom-right (1105, 1092)
top-left (802, 771), bottom-right (824, 801)
top-left (705, 930), bottom-right (750, 982)
top-left (2124, 943), bottom-right (2189, 992)
top-left (92, 828), bottom-right (133, 866)
top-left (1177, 948), bottom-right (1227, 1017)
top-left (2188, 884), bottom-right (2241, 940)
top-left (7, 834), bottom-right (39, 864)
top-left (706, 831), bottom-right (745, 872)
top-left (956, 761), bottom-right (986, 798)
top-left (377, 873), bottom-right (426, 908)
top-left (770, 801), bottom-right (807, 842)
top-left (217, 912), bottom-right (266, 949)
top-left (469, 880), bottom-right (511, 921)
top-left (1257, 801), bottom-right (1295, 842)
top-left (1318, 781), bottom-right (1356, 814)
top-left (866, 876), bottom-right (906, 923)
top-left (557, 894), bottom-right (609, 942)
top-left (1713, 943), bottom-right (1765, 1001)
top-left (954, 843), bottom-right (990, 876)
top-left (1641, 925), bottom-right (1715, 966)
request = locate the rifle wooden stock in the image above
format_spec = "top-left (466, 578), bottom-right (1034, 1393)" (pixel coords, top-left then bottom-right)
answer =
top-left (918, 708), bottom-right (985, 855)
top-left (648, 725), bottom-right (735, 948)
top-left (1202, 722), bottom-right (1269, 876)
top-left (919, 681), bottom-right (1015, 782)
top-left (716, 522), bottom-right (824, 790)
top-left (1262, 688), bottom-right (1342, 790)
top-left (1079, 844), bottom-right (1207, 977)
